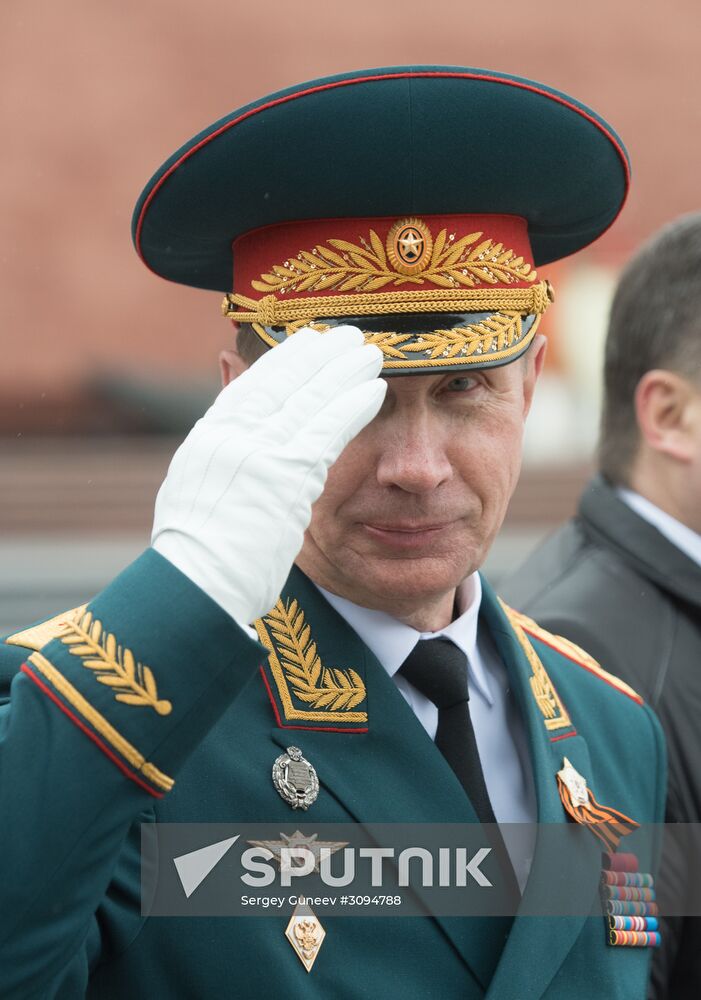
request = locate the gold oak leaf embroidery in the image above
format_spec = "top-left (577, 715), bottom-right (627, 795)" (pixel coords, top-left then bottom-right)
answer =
top-left (498, 599), bottom-right (571, 731)
top-left (305, 314), bottom-right (524, 362)
top-left (264, 599), bottom-right (366, 711)
top-left (252, 229), bottom-right (536, 295)
top-left (529, 672), bottom-right (558, 720)
top-left (60, 611), bottom-right (172, 716)
top-left (399, 313), bottom-right (523, 359)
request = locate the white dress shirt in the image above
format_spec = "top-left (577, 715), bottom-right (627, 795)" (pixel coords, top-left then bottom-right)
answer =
top-left (617, 487), bottom-right (701, 569)
top-left (318, 574), bottom-right (537, 886)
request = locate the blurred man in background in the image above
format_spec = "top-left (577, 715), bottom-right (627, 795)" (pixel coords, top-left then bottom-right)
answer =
top-left (504, 212), bottom-right (701, 997)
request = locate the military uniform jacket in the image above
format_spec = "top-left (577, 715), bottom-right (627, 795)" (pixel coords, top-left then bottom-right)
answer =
top-left (0, 549), bottom-right (665, 999)
top-left (503, 473), bottom-right (701, 997)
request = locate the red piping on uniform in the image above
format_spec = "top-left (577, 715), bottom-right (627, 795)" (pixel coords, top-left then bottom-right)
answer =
top-left (259, 666), bottom-right (368, 734)
top-left (550, 729), bottom-right (578, 742)
top-left (135, 71), bottom-right (630, 276)
top-left (521, 628), bottom-right (644, 705)
top-left (22, 665), bottom-right (165, 798)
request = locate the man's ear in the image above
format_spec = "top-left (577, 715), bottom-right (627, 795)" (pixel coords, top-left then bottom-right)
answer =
top-left (522, 333), bottom-right (547, 418)
top-left (635, 369), bottom-right (697, 463)
top-left (219, 348), bottom-right (249, 388)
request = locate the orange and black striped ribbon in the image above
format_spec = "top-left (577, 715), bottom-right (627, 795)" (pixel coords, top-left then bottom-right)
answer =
top-left (556, 774), bottom-right (639, 851)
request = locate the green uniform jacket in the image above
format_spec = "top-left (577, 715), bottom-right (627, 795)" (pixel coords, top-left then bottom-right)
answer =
top-left (0, 550), bottom-right (665, 999)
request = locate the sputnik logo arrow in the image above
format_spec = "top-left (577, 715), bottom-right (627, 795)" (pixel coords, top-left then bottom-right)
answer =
top-left (173, 835), bottom-right (239, 898)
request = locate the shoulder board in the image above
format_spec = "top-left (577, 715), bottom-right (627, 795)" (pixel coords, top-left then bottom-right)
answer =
top-left (501, 603), bottom-right (644, 706)
top-left (5, 605), bottom-right (88, 652)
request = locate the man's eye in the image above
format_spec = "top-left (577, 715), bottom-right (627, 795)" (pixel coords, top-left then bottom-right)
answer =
top-left (445, 376), bottom-right (477, 392)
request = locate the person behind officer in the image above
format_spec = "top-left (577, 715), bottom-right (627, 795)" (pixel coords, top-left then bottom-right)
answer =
top-left (0, 66), bottom-right (665, 998)
top-left (504, 212), bottom-right (701, 997)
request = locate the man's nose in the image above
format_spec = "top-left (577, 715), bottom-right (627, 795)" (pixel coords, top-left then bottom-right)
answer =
top-left (375, 420), bottom-right (453, 494)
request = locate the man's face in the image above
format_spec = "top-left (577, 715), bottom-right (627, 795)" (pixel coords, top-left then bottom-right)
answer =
top-left (295, 339), bottom-right (545, 618)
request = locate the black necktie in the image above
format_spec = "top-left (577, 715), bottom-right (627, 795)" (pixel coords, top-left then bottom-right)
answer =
top-left (399, 637), bottom-right (496, 825)
top-left (399, 637), bottom-right (521, 907)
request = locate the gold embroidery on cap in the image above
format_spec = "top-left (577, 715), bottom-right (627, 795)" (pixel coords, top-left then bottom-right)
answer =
top-left (251, 226), bottom-right (537, 295)
top-left (359, 311), bottom-right (527, 360)
top-left (226, 282), bottom-right (552, 325)
top-left (386, 217), bottom-right (433, 275)
top-left (226, 228), bottom-right (552, 369)
top-left (254, 598), bottom-right (367, 723)
top-left (224, 289), bottom-right (548, 368)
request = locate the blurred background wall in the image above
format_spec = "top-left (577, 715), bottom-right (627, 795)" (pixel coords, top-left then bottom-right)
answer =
top-left (1, 0), bottom-right (699, 629)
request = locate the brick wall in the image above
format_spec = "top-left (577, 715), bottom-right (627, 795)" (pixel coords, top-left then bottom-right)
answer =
top-left (2, 1), bottom-right (697, 429)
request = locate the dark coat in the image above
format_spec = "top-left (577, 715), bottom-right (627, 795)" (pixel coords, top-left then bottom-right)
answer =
top-left (503, 474), bottom-right (701, 998)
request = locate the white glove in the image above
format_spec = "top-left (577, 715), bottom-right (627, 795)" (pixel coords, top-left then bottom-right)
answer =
top-left (151, 327), bottom-right (386, 627)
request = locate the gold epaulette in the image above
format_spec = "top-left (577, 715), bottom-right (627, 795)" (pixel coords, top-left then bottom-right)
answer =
top-left (5, 605), bottom-right (87, 652)
top-left (502, 604), bottom-right (644, 706)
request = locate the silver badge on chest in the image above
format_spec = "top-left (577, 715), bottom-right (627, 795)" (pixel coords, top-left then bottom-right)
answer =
top-left (272, 746), bottom-right (319, 810)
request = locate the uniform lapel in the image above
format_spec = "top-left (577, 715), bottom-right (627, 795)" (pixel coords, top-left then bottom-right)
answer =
top-left (479, 580), bottom-right (601, 1000)
top-left (264, 568), bottom-right (509, 991)
top-left (262, 567), bottom-right (477, 823)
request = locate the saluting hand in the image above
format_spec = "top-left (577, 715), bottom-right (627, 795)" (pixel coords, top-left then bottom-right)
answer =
top-left (151, 327), bottom-right (385, 627)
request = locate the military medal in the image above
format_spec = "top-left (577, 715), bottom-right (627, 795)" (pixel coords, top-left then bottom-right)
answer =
top-left (285, 898), bottom-right (326, 972)
top-left (556, 757), bottom-right (639, 851)
top-left (555, 758), bottom-right (660, 950)
top-left (556, 757), bottom-right (590, 808)
top-left (272, 746), bottom-right (319, 810)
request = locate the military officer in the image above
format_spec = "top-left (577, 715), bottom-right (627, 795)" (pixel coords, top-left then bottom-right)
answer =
top-left (0, 67), bottom-right (665, 998)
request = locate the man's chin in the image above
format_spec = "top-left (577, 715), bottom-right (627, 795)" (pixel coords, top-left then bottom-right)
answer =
top-left (338, 553), bottom-right (480, 611)
top-left (297, 533), bottom-right (486, 613)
